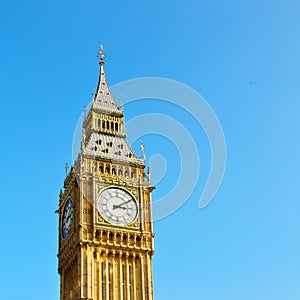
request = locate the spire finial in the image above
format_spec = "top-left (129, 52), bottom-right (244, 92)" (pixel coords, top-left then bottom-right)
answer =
top-left (98, 44), bottom-right (106, 65)
top-left (140, 141), bottom-right (146, 161)
top-left (64, 163), bottom-right (69, 177)
top-left (119, 95), bottom-right (123, 110)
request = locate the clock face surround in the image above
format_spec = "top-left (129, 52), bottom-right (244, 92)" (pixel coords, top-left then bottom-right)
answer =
top-left (97, 188), bottom-right (138, 226)
top-left (62, 197), bottom-right (73, 240)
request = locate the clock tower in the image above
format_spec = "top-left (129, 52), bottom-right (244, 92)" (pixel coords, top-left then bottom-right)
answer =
top-left (57, 46), bottom-right (155, 300)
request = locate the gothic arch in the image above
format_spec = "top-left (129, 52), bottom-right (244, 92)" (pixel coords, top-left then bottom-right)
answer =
top-left (105, 165), bottom-right (110, 174)
top-left (124, 168), bottom-right (129, 177)
top-left (112, 166), bottom-right (116, 175)
top-left (118, 167), bottom-right (123, 176)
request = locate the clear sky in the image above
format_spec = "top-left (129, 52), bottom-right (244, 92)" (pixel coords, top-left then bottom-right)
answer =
top-left (1, 0), bottom-right (300, 299)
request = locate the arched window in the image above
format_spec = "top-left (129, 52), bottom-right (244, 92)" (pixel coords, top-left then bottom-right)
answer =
top-left (105, 166), bottom-right (110, 174)
top-left (95, 230), bottom-right (99, 238)
top-left (129, 235), bottom-right (134, 246)
top-left (124, 169), bottom-right (129, 177)
top-left (136, 236), bottom-right (141, 246)
top-left (111, 121), bottom-right (114, 130)
top-left (106, 120), bottom-right (109, 130)
top-left (122, 235), bottom-right (127, 243)
top-left (102, 231), bottom-right (107, 242)
top-left (99, 164), bottom-right (104, 173)
top-left (112, 167), bottom-right (116, 175)
top-left (116, 233), bottom-right (121, 244)
top-left (115, 123), bottom-right (118, 132)
top-left (131, 170), bottom-right (136, 178)
top-left (108, 233), bottom-right (113, 242)
top-left (102, 120), bottom-right (106, 129)
top-left (118, 168), bottom-right (123, 176)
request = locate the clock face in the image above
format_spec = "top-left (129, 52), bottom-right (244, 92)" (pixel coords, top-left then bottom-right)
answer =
top-left (97, 188), bottom-right (138, 226)
top-left (62, 197), bottom-right (73, 240)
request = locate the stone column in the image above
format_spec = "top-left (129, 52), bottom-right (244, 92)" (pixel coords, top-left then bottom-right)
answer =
top-left (105, 251), bottom-right (109, 300)
top-left (112, 251), bottom-right (116, 300)
top-left (146, 253), bottom-right (153, 300)
top-left (141, 254), bottom-right (145, 300)
top-left (132, 254), bottom-right (136, 300)
top-left (126, 253), bottom-right (130, 300)
top-left (118, 251), bottom-right (124, 300)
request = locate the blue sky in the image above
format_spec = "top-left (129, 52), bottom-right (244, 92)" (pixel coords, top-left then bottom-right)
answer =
top-left (1, 0), bottom-right (300, 299)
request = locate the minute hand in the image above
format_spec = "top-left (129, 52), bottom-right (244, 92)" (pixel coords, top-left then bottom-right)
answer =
top-left (116, 199), bottom-right (133, 208)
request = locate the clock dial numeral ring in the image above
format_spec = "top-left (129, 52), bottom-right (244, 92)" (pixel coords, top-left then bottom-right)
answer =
top-left (97, 188), bottom-right (138, 226)
top-left (62, 197), bottom-right (73, 240)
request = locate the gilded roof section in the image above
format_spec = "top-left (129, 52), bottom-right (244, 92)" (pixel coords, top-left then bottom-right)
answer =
top-left (83, 133), bottom-right (145, 166)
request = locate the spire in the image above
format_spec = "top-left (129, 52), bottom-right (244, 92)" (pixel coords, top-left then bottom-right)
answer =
top-left (93, 45), bottom-right (120, 113)
top-left (81, 45), bottom-right (145, 168)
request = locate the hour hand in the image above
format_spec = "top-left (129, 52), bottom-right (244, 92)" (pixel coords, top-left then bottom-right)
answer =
top-left (113, 204), bottom-right (126, 210)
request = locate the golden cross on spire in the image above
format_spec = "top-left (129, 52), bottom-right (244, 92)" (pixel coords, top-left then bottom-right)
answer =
top-left (64, 162), bottom-right (69, 177)
top-left (98, 44), bottom-right (106, 64)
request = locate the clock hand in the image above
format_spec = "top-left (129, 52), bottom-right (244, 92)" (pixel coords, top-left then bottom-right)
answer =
top-left (113, 199), bottom-right (133, 210)
top-left (118, 199), bottom-right (133, 207)
top-left (113, 205), bottom-right (126, 210)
